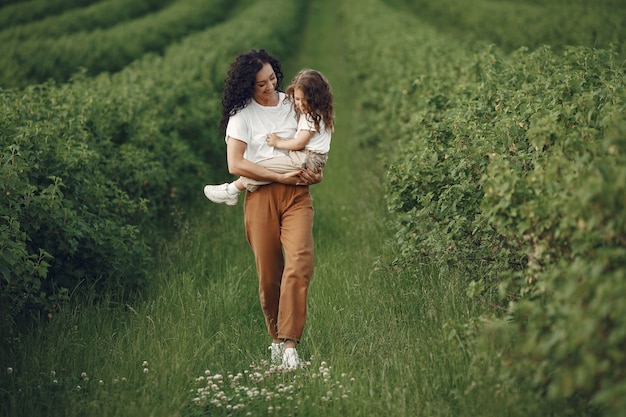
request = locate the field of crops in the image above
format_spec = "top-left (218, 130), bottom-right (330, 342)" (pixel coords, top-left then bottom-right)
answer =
top-left (1, 0), bottom-right (625, 416)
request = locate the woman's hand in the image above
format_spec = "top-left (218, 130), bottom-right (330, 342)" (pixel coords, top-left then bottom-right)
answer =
top-left (277, 168), bottom-right (323, 186)
top-left (297, 167), bottom-right (323, 185)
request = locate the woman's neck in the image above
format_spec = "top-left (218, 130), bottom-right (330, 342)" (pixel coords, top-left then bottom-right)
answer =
top-left (254, 91), bottom-right (279, 107)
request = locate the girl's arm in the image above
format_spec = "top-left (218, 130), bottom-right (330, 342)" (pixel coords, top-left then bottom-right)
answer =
top-left (267, 129), bottom-right (314, 151)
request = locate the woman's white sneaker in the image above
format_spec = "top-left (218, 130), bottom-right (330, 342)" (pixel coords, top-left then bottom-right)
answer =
top-left (268, 342), bottom-right (284, 365)
top-left (282, 347), bottom-right (300, 369)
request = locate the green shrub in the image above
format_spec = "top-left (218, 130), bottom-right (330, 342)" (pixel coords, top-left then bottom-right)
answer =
top-left (1, 0), bottom-right (306, 328)
top-left (0, 0), bottom-right (233, 88)
top-left (0, 0), bottom-right (100, 29)
top-left (384, 0), bottom-right (626, 59)
top-left (341, 0), bottom-right (626, 413)
top-left (479, 46), bottom-right (626, 412)
top-left (0, 0), bottom-right (173, 42)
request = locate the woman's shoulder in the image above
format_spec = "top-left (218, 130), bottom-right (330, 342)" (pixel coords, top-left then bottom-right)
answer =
top-left (232, 100), bottom-right (255, 117)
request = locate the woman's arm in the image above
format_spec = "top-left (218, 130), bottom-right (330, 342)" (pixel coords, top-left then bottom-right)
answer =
top-left (227, 136), bottom-right (322, 185)
top-left (267, 130), bottom-right (314, 151)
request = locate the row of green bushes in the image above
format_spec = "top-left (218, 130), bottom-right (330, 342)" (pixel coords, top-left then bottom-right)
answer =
top-left (0, 0), bottom-right (99, 29)
top-left (384, 0), bottom-right (626, 59)
top-left (0, 0), bottom-right (173, 43)
top-left (343, 0), bottom-right (626, 414)
top-left (0, 0), bottom-right (234, 89)
top-left (1, 0), bottom-right (306, 328)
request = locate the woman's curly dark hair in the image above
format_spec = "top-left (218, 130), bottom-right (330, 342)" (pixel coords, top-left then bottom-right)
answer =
top-left (219, 49), bottom-right (284, 132)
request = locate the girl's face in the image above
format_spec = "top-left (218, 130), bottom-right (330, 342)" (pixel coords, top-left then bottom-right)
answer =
top-left (293, 87), bottom-right (309, 114)
top-left (253, 63), bottom-right (278, 104)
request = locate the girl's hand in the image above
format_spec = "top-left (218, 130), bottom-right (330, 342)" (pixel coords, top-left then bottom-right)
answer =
top-left (266, 133), bottom-right (282, 148)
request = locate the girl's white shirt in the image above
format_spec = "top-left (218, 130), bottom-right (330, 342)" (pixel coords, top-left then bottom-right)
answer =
top-left (298, 114), bottom-right (331, 154)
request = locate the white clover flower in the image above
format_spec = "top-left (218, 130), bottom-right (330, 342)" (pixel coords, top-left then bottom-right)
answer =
top-left (142, 361), bottom-right (148, 368)
top-left (50, 371), bottom-right (56, 377)
top-left (76, 385), bottom-right (82, 392)
top-left (99, 380), bottom-right (104, 386)
top-left (6, 367), bottom-right (13, 375)
top-left (80, 372), bottom-right (87, 379)
top-left (113, 378), bottom-right (119, 384)
top-left (143, 368), bottom-right (149, 374)
top-left (193, 397), bottom-right (201, 406)
top-left (53, 379), bottom-right (58, 384)
top-left (204, 369), bottom-right (211, 376)
top-left (122, 377), bottom-right (127, 382)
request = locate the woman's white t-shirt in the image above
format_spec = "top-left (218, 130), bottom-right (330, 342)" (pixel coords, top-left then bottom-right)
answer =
top-left (225, 92), bottom-right (297, 163)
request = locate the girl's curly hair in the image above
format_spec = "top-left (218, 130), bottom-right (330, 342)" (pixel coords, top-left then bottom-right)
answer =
top-left (285, 69), bottom-right (334, 134)
top-left (219, 49), bottom-right (284, 132)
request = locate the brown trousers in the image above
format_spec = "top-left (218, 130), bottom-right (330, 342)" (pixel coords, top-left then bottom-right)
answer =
top-left (243, 183), bottom-right (314, 342)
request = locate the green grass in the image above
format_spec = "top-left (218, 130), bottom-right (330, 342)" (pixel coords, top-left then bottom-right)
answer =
top-left (1, 1), bottom-right (549, 417)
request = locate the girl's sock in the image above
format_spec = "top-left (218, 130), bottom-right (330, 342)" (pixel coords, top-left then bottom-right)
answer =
top-left (227, 182), bottom-right (240, 194)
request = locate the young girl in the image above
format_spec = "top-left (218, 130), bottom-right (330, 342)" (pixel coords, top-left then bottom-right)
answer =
top-left (203, 68), bottom-right (334, 206)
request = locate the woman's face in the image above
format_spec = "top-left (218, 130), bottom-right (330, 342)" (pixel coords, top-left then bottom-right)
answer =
top-left (253, 62), bottom-right (278, 103)
top-left (293, 87), bottom-right (309, 114)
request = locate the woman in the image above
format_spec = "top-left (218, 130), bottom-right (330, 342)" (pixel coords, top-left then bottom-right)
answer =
top-left (212, 49), bottom-right (322, 369)
top-left (204, 68), bottom-right (334, 201)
